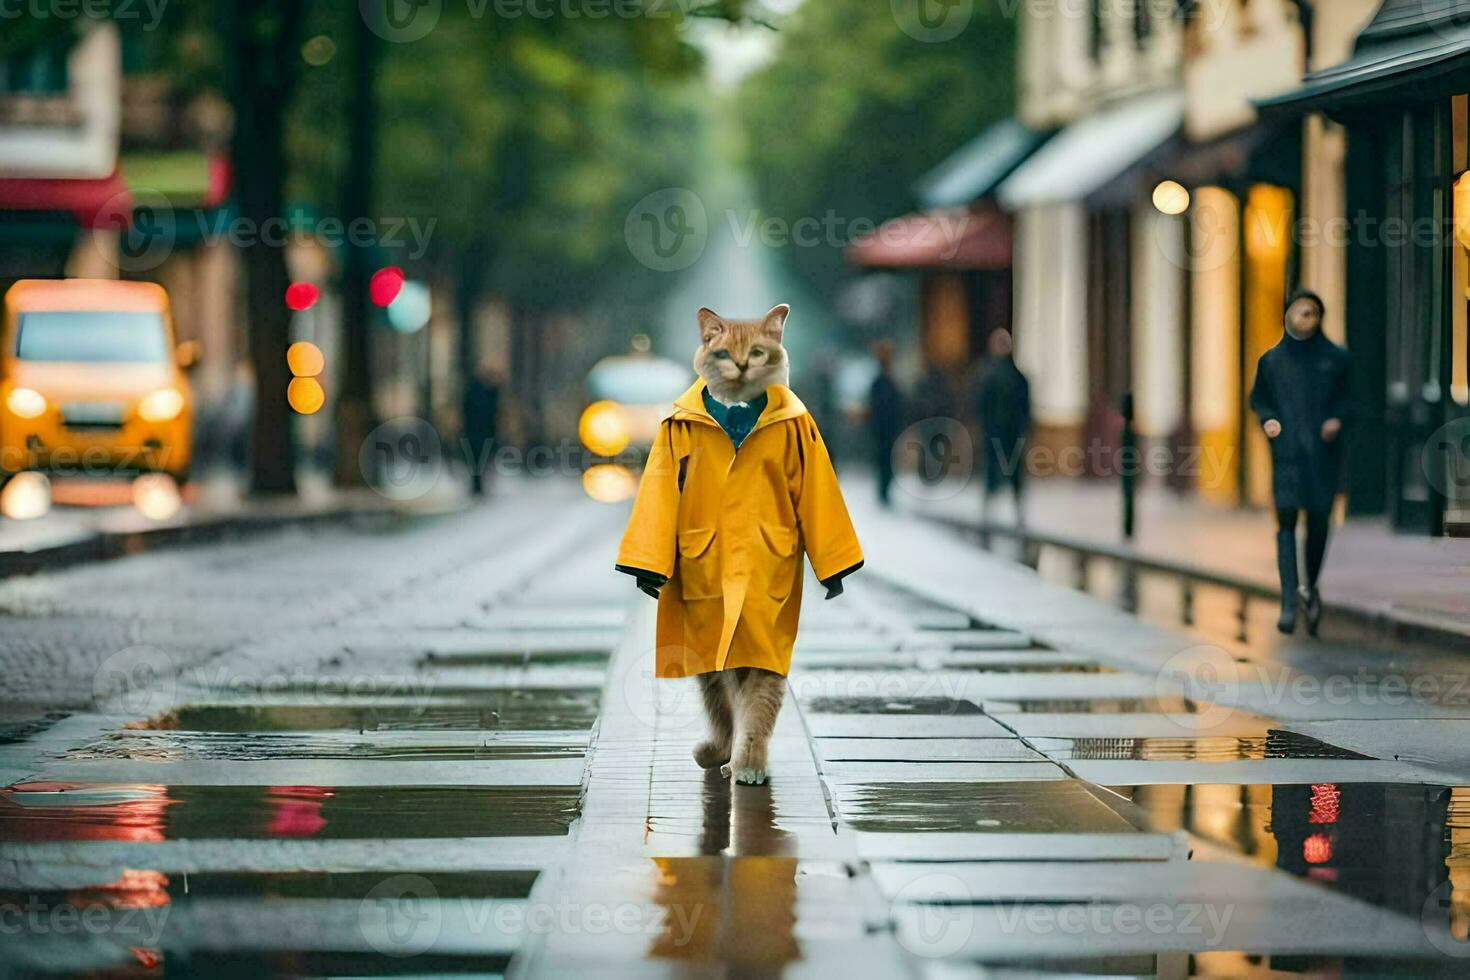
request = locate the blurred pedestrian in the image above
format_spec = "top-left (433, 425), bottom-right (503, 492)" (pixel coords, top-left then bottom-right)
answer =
top-left (462, 363), bottom-right (501, 496)
top-left (974, 329), bottom-right (1031, 526)
top-left (1249, 289), bottom-right (1353, 636)
top-left (868, 340), bottom-right (904, 508)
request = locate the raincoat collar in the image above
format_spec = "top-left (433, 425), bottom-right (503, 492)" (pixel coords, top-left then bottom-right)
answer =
top-left (672, 378), bottom-right (807, 432)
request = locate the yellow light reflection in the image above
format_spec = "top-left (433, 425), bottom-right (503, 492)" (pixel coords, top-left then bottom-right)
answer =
top-left (132, 474), bottom-right (181, 521)
top-left (579, 400), bottom-right (630, 457)
top-left (582, 463), bottom-right (636, 503)
top-left (1, 472), bottom-right (50, 520)
top-left (287, 377), bottom-right (326, 415)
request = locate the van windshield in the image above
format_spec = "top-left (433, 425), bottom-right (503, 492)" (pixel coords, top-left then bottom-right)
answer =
top-left (16, 311), bottom-right (170, 364)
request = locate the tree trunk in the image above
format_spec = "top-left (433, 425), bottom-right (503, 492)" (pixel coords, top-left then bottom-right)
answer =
top-left (333, 9), bottom-right (380, 487)
top-left (229, 0), bottom-right (306, 496)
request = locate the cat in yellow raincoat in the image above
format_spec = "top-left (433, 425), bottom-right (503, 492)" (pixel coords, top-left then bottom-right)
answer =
top-left (616, 304), bottom-right (864, 785)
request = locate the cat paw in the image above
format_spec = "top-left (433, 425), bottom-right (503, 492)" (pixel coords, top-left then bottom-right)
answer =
top-left (693, 740), bottom-right (731, 769)
top-left (719, 762), bottom-right (731, 779)
top-left (732, 767), bottom-right (768, 785)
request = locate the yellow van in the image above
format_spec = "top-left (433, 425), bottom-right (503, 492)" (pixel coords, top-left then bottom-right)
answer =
top-left (1, 279), bottom-right (194, 483)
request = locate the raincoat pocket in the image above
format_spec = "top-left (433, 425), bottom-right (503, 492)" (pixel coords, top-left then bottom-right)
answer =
top-left (677, 527), bottom-right (720, 599)
top-left (759, 521), bottom-right (800, 600)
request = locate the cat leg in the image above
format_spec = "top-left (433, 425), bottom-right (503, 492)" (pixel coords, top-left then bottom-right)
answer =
top-left (720, 667), bottom-right (786, 785)
top-left (692, 671), bottom-right (734, 769)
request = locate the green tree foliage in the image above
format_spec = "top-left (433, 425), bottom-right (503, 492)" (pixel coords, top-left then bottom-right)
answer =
top-left (739, 0), bottom-right (1016, 299)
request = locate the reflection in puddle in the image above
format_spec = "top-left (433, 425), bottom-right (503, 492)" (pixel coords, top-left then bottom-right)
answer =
top-left (0, 782), bottom-right (581, 840)
top-left (137, 689), bottom-right (601, 733)
top-left (0, 710), bottom-right (68, 744)
top-left (161, 869), bottom-right (539, 899)
top-left (648, 856), bottom-right (799, 970)
top-left (421, 648), bottom-right (611, 668)
top-left (835, 780), bottom-right (1137, 833)
top-left (1115, 782), bottom-right (1470, 931)
top-left (67, 730), bottom-right (589, 762)
top-left (1031, 731), bottom-right (1372, 762)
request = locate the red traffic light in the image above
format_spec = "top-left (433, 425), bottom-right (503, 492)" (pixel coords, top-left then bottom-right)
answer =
top-left (285, 282), bottom-right (320, 311)
top-left (370, 266), bottom-right (405, 307)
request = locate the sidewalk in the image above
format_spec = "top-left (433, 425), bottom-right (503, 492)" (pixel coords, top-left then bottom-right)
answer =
top-left (905, 475), bottom-right (1470, 647)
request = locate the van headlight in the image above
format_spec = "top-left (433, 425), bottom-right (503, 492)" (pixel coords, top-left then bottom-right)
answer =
top-left (7, 388), bottom-right (47, 419)
top-left (138, 388), bottom-right (185, 422)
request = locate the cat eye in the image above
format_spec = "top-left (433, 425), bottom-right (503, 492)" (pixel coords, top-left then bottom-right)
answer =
top-left (751, 348), bottom-right (765, 357)
top-left (713, 350), bottom-right (731, 359)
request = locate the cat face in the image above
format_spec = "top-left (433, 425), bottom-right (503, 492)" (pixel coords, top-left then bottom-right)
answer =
top-left (693, 304), bottom-right (790, 404)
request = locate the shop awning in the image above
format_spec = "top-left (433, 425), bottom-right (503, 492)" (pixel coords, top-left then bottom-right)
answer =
top-left (0, 169), bottom-right (132, 228)
top-left (846, 205), bottom-right (1011, 271)
top-left (914, 119), bottom-right (1051, 210)
top-left (1257, 2), bottom-right (1470, 113)
top-left (997, 91), bottom-right (1184, 210)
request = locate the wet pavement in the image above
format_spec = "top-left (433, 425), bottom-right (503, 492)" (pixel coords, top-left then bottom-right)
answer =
top-left (3, 481), bottom-right (1470, 975)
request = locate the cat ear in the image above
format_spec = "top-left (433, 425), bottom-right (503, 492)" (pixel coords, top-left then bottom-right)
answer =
top-left (762, 304), bottom-right (790, 341)
top-left (697, 308), bottom-right (722, 344)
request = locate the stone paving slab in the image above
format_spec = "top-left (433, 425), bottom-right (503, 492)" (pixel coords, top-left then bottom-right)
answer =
top-left (1002, 713), bottom-right (1274, 739)
top-left (21, 756), bottom-right (590, 786)
top-left (803, 715), bottom-right (1017, 738)
top-left (815, 738), bottom-right (1049, 763)
top-left (1068, 757), bottom-right (1449, 786)
top-left (820, 761), bottom-right (1067, 783)
top-left (854, 831), bottom-right (1182, 862)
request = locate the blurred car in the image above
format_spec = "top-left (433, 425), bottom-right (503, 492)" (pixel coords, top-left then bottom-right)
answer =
top-left (581, 349), bottom-right (691, 456)
top-left (1, 279), bottom-right (196, 485)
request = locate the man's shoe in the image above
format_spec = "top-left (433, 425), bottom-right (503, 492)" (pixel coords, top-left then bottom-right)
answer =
top-left (1277, 602), bottom-right (1297, 635)
top-left (1301, 586), bottom-right (1323, 636)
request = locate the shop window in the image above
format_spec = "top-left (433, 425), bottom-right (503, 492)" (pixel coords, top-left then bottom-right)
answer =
top-left (0, 50), bottom-right (69, 96)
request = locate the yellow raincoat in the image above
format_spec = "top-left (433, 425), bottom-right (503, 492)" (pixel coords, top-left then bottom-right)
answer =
top-left (616, 379), bottom-right (864, 678)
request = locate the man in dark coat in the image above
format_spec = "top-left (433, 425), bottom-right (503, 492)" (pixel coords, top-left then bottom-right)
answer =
top-left (974, 329), bottom-right (1031, 525)
top-left (868, 340), bottom-right (905, 508)
top-left (462, 365), bottom-right (501, 496)
top-left (1249, 289), bottom-right (1353, 636)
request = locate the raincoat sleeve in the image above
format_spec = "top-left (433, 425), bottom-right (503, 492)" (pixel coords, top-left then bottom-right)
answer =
top-left (616, 419), bottom-right (682, 582)
top-left (794, 414), bottom-right (864, 584)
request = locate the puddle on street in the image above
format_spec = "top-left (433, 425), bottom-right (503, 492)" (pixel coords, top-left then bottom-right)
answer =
top-left (1113, 782), bottom-right (1470, 931)
top-left (0, 710), bottom-right (69, 744)
top-left (648, 856), bottom-right (799, 970)
top-left (982, 696), bottom-right (1197, 713)
top-left (65, 730), bottom-right (589, 762)
top-left (119, 951), bottom-right (514, 976)
top-left (137, 689), bottom-right (601, 732)
top-left (1030, 731), bottom-right (1372, 762)
top-left (799, 696), bottom-right (985, 716)
top-left (835, 780), bottom-right (1138, 833)
top-left (969, 951), bottom-right (1460, 978)
top-left (421, 648), bottom-right (611, 668)
top-left (0, 782), bottom-right (581, 840)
